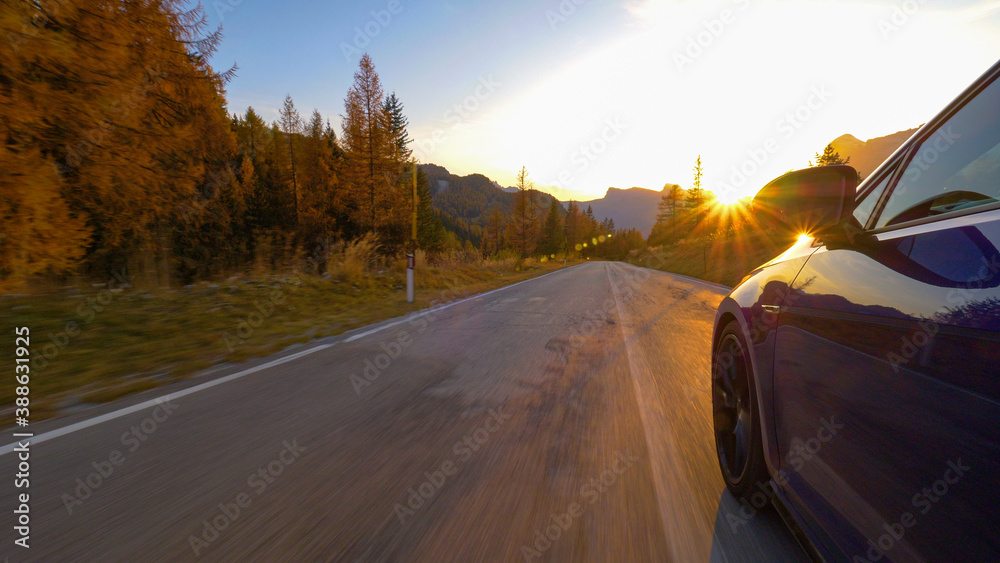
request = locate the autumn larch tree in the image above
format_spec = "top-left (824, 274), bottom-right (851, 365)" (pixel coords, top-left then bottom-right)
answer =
top-left (0, 0), bottom-right (238, 287)
top-left (279, 94), bottom-right (302, 225)
top-left (342, 53), bottom-right (395, 236)
top-left (482, 206), bottom-right (506, 256)
top-left (508, 166), bottom-right (537, 257)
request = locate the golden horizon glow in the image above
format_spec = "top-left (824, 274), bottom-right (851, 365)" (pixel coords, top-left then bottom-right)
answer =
top-left (714, 192), bottom-right (743, 206)
top-left (423, 1), bottom-right (1000, 203)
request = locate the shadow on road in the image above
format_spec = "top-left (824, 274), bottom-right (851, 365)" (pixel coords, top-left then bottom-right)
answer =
top-left (709, 490), bottom-right (811, 562)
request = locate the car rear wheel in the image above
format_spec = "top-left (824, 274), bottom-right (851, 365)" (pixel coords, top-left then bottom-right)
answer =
top-left (713, 320), bottom-right (769, 498)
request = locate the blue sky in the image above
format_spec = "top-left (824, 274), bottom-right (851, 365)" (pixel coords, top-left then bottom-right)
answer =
top-left (209, 0), bottom-right (625, 130)
top-left (208, 0), bottom-right (1000, 201)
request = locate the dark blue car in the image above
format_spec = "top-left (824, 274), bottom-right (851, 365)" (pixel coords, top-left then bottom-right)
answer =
top-left (712, 58), bottom-right (1000, 561)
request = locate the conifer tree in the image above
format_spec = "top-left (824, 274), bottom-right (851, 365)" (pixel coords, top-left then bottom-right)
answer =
top-left (342, 53), bottom-right (394, 235)
top-left (383, 92), bottom-right (412, 161)
top-left (812, 144), bottom-right (850, 167)
top-left (564, 202), bottom-right (581, 251)
top-left (415, 168), bottom-right (445, 251)
top-left (539, 199), bottom-right (564, 256)
top-left (1, 0), bottom-right (238, 284)
top-left (508, 166), bottom-right (537, 257)
top-left (687, 155), bottom-right (708, 210)
top-left (279, 95), bottom-right (302, 224)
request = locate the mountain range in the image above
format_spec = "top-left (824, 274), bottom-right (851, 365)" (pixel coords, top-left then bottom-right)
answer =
top-left (829, 127), bottom-right (920, 178)
top-left (421, 127), bottom-right (919, 242)
top-left (421, 164), bottom-right (664, 239)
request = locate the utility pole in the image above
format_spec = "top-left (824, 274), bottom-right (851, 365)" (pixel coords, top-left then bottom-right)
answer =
top-left (407, 160), bottom-right (418, 303)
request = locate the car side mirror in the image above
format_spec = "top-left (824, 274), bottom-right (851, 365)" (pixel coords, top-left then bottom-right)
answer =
top-left (752, 165), bottom-right (858, 245)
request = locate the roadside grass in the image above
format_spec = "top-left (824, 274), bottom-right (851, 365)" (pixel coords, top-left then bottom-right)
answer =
top-left (2, 259), bottom-right (568, 420)
top-left (629, 231), bottom-right (791, 287)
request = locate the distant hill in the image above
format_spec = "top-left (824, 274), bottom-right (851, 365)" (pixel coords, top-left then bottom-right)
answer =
top-left (420, 164), bottom-right (558, 244)
top-left (829, 127), bottom-right (920, 178)
top-left (576, 187), bottom-right (664, 237)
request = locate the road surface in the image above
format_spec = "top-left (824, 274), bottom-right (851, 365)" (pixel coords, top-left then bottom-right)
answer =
top-left (1, 262), bottom-right (808, 562)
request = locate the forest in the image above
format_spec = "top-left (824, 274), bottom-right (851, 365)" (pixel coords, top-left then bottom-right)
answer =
top-left (0, 1), bottom-right (652, 293)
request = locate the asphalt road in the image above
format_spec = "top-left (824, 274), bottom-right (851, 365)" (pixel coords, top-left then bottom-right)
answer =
top-left (1, 261), bottom-right (809, 562)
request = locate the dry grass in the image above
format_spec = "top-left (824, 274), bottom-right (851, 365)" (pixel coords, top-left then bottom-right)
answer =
top-left (1, 254), bottom-right (569, 420)
top-left (629, 231), bottom-right (791, 287)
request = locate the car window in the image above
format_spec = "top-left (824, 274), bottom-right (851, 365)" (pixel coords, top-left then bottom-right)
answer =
top-left (875, 77), bottom-right (1000, 228)
top-left (853, 173), bottom-right (891, 227)
top-left (889, 226), bottom-right (999, 284)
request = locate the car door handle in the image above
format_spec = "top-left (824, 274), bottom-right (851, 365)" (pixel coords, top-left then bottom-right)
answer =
top-left (762, 305), bottom-right (782, 314)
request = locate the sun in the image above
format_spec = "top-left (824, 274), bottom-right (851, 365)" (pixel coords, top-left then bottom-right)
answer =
top-left (714, 191), bottom-right (743, 205)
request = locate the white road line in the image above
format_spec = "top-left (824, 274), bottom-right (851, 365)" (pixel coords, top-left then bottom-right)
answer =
top-left (0, 264), bottom-right (581, 456)
top-left (606, 262), bottom-right (710, 561)
top-left (344, 264), bottom-right (578, 343)
top-left (0, 344), bottom-right (333, 456)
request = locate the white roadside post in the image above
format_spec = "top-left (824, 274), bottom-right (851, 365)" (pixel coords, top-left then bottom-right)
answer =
top-left (408, 160), bottom-right (418, 303)
top-left (406, 253), bottom-right (415, 303)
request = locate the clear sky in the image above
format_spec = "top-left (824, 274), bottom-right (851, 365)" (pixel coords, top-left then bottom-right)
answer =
top-left (207, 0), bottom-right (1000, 202)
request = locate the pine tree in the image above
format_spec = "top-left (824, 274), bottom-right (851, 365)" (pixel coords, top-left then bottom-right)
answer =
top-left (539, 199), bottom-right (564, 256)
top-left (564, 202), bottom-right (581, 251)
top-left (383, 92), bottom-right (412, 161)
top-left (415, 168), bottom-right (445, 251)
top-left (812, 144), bottom-right (850, 167)
top-left (279, 94), bottom-right (302, 225)
top-left (687, 155), bottom-right (708, 210)
top-left (584, 206), bottom-right (598, 243)
top-left (657, 184), bottom-right (682, 223)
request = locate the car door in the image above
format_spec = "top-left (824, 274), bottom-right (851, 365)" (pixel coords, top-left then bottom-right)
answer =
top-left (771, 66), bottom-right (1000, 561)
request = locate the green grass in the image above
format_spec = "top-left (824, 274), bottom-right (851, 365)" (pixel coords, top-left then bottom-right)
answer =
top-left (1, 260), bottom-right (567, 420)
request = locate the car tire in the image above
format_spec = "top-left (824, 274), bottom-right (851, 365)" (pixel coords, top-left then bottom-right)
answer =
top-left (712, 320), bottom-right (769, 499)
